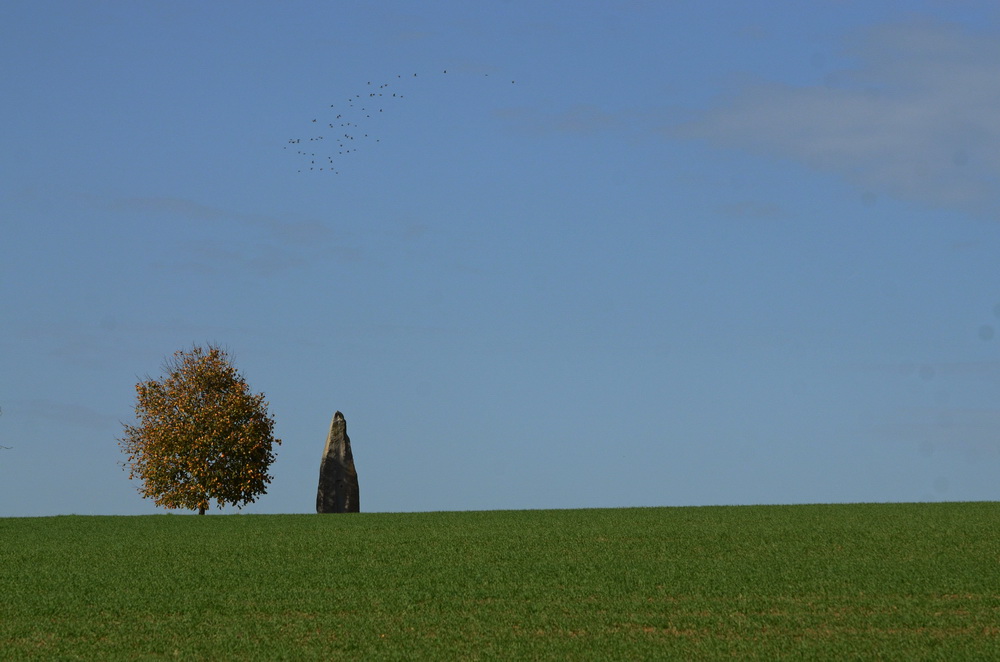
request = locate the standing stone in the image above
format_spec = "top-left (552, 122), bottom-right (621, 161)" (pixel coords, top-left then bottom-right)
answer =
top-left (316, 411), bottom-right (360, 513)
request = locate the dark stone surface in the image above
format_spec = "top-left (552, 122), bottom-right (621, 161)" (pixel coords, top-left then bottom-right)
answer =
top-left (316, 411), bottom-right (360, 513)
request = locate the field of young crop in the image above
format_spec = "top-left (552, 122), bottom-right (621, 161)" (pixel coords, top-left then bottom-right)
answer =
top-left (2, 502), bottom-right (999, 659)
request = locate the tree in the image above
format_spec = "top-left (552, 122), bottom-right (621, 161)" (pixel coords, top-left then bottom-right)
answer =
top-left (118, 345), bottom-right (280, 514)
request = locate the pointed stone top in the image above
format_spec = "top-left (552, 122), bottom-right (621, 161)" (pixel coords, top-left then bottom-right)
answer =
top-left (334, 411), bottom-right (345, 421)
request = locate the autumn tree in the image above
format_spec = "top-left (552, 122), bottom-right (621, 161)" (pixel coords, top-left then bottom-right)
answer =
top-left (119, 345), bottom-right (280, 514)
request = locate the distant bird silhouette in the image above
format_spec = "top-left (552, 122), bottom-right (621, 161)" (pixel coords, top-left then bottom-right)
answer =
top-left (288, 67), bottom-right (516, 175)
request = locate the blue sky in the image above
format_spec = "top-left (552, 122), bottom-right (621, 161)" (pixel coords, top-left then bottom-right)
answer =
top-left (3, 1), bottom-right (1000, 516)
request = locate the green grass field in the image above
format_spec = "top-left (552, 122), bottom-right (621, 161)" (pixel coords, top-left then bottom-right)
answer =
top-left (2, 502), bottom-right (999, 660)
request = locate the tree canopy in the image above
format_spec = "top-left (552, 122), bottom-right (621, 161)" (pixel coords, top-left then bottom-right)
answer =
top-left (119, 345), bottom-right (280, 514)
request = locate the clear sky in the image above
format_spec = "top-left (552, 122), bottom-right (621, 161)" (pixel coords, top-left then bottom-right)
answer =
top-left (3, 1), bottom-right (1000, 516)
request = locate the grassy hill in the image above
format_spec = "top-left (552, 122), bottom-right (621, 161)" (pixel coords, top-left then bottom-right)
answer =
top-left (2, 502), bottom-right (999, 659)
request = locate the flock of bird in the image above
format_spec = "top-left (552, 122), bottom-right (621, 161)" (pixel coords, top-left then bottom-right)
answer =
top-left (286, 70), bottom-right (515, 175)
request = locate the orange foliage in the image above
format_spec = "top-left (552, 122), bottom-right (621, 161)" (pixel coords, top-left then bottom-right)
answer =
top-left (118, 345), bottom-right (281, 514)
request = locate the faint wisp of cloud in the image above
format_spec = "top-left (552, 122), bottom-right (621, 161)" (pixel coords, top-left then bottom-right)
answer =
top-left (715, 200), bottom-right (790, 221)
top-left (861, 359), bottom-right (1000, 383)
top-left (14, 399), bottom-right (119, 431)
top-left (863, 357), bottom-right (1000, 459)
top-left (872, 405), bottom-right (1000, 459)
top-left (672, 19), bottom-right (1000, 219)
top-left (102, 196), bottom-right (345, 276)
top-left (105, 196), bottom-right (333, 243)
top-left (496, 103), bottom-right (621, 135)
